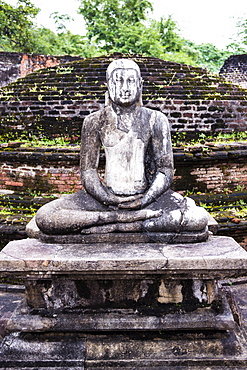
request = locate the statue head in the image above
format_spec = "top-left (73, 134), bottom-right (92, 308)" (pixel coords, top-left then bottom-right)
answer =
top-left (106, 59), bottom-right (142, 107)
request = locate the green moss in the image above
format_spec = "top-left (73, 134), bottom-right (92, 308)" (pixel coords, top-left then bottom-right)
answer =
top-left (0, 54), bottom-right (247, 140)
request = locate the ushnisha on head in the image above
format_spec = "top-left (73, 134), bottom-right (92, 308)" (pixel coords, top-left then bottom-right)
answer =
top-left (106, 59), bottom-right (143, 107)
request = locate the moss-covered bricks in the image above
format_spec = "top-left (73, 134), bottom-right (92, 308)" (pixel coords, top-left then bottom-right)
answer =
top-left (0, 53), bottom-right (247, 141)
top-left (1, 143), bottom-right (247, 194)
top-left (220, 54), bottom-right (247, 89)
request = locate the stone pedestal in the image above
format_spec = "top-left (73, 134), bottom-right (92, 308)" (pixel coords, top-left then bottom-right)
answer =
top-left (1, 236), bottom-right (247, 368)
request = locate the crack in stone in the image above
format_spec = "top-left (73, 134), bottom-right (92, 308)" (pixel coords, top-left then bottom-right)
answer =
top-left (158, 247), bottom-right (169, 269)
top-left (165, 198), bottom-right (188, 244)
top-left (1, 250), bottom-right (25, 263)
top-left (179, 197), bottom-right (187, 230)
top-left (1, 243), bottom-right (59, 271)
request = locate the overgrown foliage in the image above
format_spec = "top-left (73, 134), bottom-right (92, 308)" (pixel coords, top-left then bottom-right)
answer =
top-left (226, 19), bottom-right (247, 55)
top-left (0, 0), bottom-right (245, 72)
top-left (77, 0), bottom-right (233, 72)
top-left (0, 0), bottom-right (39, 52)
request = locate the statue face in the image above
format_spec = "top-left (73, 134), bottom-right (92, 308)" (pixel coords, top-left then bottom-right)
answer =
top-left (108, 68), bottom-right (141, 106)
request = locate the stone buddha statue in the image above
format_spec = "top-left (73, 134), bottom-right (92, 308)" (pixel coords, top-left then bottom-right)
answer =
top-left (27, 59), bottom-right (209, 243)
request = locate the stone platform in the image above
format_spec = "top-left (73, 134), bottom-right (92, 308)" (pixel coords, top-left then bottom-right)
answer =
top-left (1, 236), bottom-right (247, 368)
top-left (1, 235), bottom-right (246, 278)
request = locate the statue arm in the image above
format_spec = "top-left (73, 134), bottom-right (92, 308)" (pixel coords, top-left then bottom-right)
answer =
top-left (118, 111), bottom-right (174, 210)
top-left (80, 114), bottom-right (111, 204)
top-left (82, 168), bottom-right (140, 205)
top-left (141, 111), bottom-right (174, 207)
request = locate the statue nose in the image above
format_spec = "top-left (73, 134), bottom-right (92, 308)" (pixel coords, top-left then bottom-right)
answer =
top-left (122, 80), bottom-right (129, 91)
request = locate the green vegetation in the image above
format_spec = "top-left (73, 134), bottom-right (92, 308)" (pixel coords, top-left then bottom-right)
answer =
top-left (78, 0), bottom-right (233, 72)
top-left (0, 0), bottom-right (39, 52)
top-left (199, 198), bottom-right (247, 223)
top-left (0, 0), bottom-right (99, 57)
top-left (0, 205), bottom-right (36, 218)
top-left (0, 133), bottom-right (76, 147)
top-left (17, 135), bottom-right (74, 147)
top-left (172, 131), bottom-right (247, 147)
top-left (214, 131), bottom-right (247, 143)
top-left (0, 0), bottom-right (245, 72)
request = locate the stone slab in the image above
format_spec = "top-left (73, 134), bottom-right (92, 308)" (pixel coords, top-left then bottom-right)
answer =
top-left (1, 329), bottom-right (247, 369)
top-left (0, 236), bottom-right (247, 279)
top-left (84, 329), bottom-right (247, 368)
top-left (0, 332), bottom-right (85, 368)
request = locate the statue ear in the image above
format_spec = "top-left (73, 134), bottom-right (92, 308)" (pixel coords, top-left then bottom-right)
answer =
top-left (105, 91), bottom-right (111, 106)
top-left (137, 94), bottom-right (143, 107)
top-left (137, 79), bottom-right (143, 106)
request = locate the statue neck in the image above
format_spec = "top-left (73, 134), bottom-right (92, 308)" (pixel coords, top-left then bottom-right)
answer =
top-left (109, 101), bottom-right (140, 132)
top-left (111, 100), bottom-right (139, 115)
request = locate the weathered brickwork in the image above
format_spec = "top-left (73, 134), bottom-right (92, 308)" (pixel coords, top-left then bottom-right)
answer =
top-left (0, 163), bottom-right (82, 193)
top-left (174, 163), bottom-right (247, 193)
top-left (0, 52), bottom-right (81, 88)
top-left (220, 54), bottom-right (247, 89)
top-left (1, 146), bottom-right (247, 194)
top-left (1, 98), bottom-right (246, 139)
top-left (0, 54), bottom-right (247, 141)
top-left (150, 99), bottom-right (247, 133)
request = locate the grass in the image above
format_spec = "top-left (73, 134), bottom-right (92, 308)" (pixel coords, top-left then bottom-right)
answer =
top-left (0, 134), bottom-right (77, 148)
top-left (172, 131), bottom-right (247, 147)
top-left (198, 198), bottom-right (247, 221)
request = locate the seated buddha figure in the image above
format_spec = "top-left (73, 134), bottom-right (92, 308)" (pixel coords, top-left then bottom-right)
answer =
top-left (27, 59), bottom-right (208, 241)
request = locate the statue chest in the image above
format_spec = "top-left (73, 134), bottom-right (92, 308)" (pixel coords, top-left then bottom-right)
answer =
top-left (102, 129), bottom-right (148, 195)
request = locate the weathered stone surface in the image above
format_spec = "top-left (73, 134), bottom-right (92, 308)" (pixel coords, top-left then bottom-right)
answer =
top-left (0, 332), bottom-right (85, 368)
top-left (0, 236), bottom-right (246, 278)
top-left (24, 276), bottom-right (218, 312)
top-left (84, 330), bottom-right (246, 368)
top-left (7, 292), bottom-right (235, 332)
top-left (1, 236), bottom-right (247, 367)
top-left (0, 291), bottom-right (24, 339)
top-left (1, 330), bottom-right (247, 368)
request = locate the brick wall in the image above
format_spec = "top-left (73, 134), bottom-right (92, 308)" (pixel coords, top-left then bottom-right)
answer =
top-left (1, 145), bottom-right (247, 195)
top-left (174, 162), bottom-right (247, 193)
top-left (150, 99), bottom-right (247, 133)
top-left (0, 51), bottom-right (81, 88)
top-left (220, 54), bottom-right (247, 89)
top-left (1, 98), bottom-right (246, 140)
top-left (0, 54), bottom-right (247, 141)
top-left (0, 163), bottom-right (82, 193)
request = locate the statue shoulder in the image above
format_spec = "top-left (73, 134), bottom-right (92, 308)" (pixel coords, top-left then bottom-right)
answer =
top-left (82, 108), bottom-right (106, 131)
top-left (141, 107), bottom-right (169, 127)
top-left (83, 109), bottom-right (102, 123)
